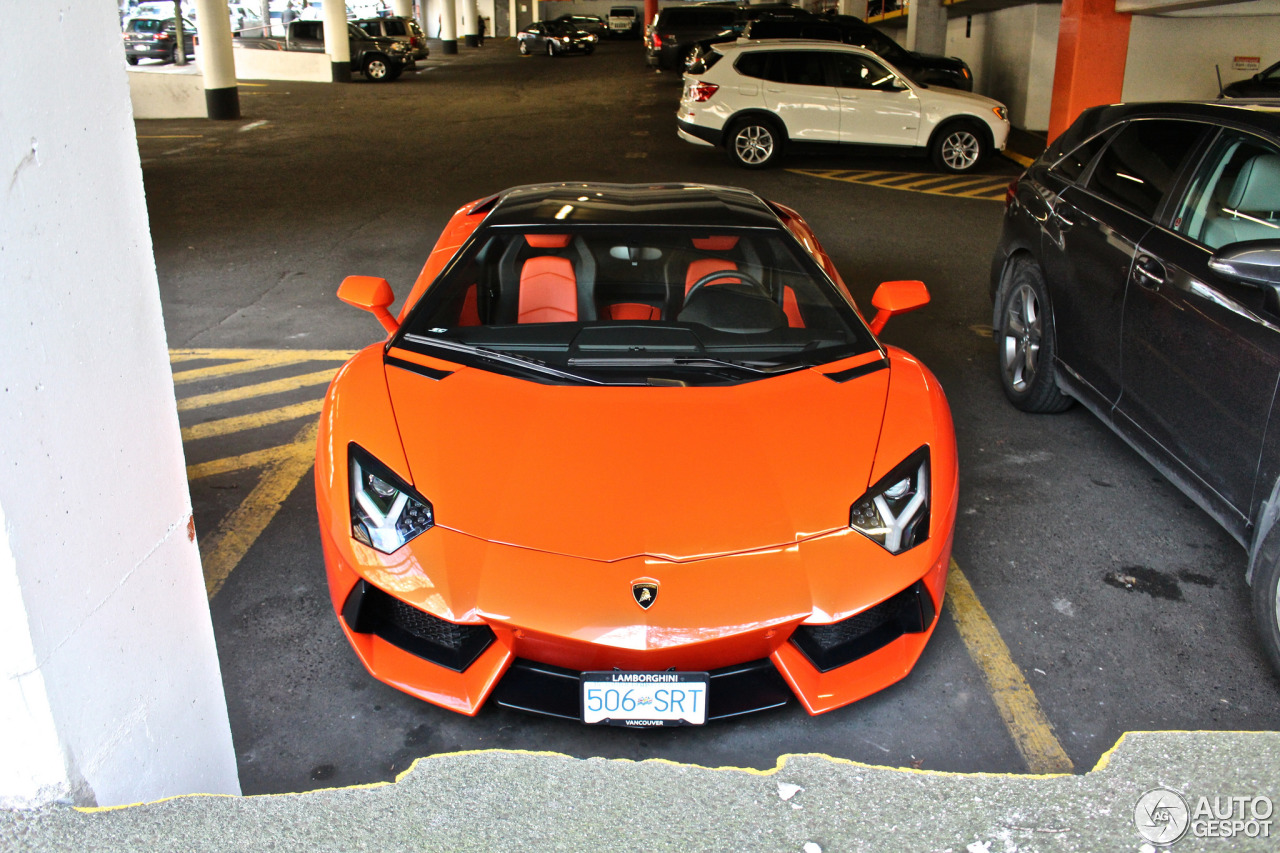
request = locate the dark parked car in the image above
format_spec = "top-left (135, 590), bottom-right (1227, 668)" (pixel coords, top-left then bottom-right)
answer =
top-left (686, 14), bottom-right (972, 90)
top-left (989, 100), bottom-right (1280, 674)
top-left (548, 13), bottom-right (607, 37)
top-left (123, 17), bottom-right (196, 65)
top-left (517, 20), bottom-right (598, 56)
top-left (645, 4), bottom-right (740, 71)
top-left (237, 20), bottom-right (414, 81)
top-left (1223, 60), bottom-right (1280, 98)
top-left (352, 16), bottom-right (429, 62)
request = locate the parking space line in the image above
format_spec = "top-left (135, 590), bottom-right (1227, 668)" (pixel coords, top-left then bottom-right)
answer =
top-left (182, 400), bottom-right (324, 442)
top-left (946, 560), bottom-right (1075, 773)
top-left (187, 443), bottom-right (301, 480)
top-left (176, 369), bottom-right (338, 411)
top-left (789, 168), bottom-right (1012, 202)
top-left (198, 421), bottom-right (318, 598)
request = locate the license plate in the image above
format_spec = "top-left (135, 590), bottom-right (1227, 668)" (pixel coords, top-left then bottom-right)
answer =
top-left (580, 671), bottom-right (709, 726)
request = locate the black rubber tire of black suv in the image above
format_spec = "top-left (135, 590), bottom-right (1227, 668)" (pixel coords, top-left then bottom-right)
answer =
top-left (994, 258), bottom-right (1073, 413)
top-left (1253, 540), bottom-right (1280, 677)
top-left (930, 120), bottom-right (988, 174)
top-left (725, 117), bottom-right (784, 169)
top-left (126, 54), bottom-right (139, 65)
top-left (364, 55), bottom-right (391, 82)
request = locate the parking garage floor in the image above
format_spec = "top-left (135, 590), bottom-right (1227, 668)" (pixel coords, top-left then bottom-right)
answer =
top-left (10, 35), bottom-right (1273, 850)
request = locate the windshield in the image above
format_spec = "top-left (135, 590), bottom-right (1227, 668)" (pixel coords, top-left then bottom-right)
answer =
top-left (394, 224), bottom-right (876, 385)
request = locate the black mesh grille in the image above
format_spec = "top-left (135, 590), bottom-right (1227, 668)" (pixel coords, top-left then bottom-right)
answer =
top-left (342, 580), bottom-right (495, 672)
top-left (790, 581), bottom-right (936, 673)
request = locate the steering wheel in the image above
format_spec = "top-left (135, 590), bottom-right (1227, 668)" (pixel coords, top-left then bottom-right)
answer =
top-left (684, 269), bottom-right (772, 304)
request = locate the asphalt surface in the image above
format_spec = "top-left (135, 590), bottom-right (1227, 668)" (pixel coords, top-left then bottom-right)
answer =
top-left (134, 37), bottom-right (1280, 800)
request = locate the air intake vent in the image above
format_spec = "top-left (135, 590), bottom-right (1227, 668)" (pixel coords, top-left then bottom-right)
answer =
top-left (789, 580), bottom-right (936, 673)
top-left (342, 580), bottom-right (494, 672)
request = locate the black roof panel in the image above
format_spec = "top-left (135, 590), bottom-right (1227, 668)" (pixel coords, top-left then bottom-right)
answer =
top-left (481, 183), bottom-right (784, 229)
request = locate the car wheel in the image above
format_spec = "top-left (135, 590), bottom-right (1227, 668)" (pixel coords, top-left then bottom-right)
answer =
top-left (1253, 532), bottom-right (1280, 675)
top-left (546, 40), bottom-right (557, 56)
top-left (387, 65), bottom-right (403, 81)
top-left (726, 117), bottom-right (783, 169)
top-left (364, 55), bottom-right (391, 82)
top-left (931, 121), bottom-right (987, 174)
top-left (519, 40), bottom-right (529, 55)
top-left (126, 54), bottom-right (139, 65)
top-left (994, 259), bottom-right (1073, 413)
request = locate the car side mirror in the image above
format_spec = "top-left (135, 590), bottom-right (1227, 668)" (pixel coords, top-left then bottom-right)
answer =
top-left (338, 275), bottom-right (399, 333)
top-left (869, 279), bottom-right (929, 335)
top-left (1208, 240), bottom-right (1280, 288)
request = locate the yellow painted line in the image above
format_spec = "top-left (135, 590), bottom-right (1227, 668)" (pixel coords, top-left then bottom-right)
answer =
top-left (1003, 150), bottom-right (1035, 168)
top-left (172, 352), bottom-right (347, 384)
top-left (176, 369), bottom-right (338, 412)
top-left (199, 421), bottom-right (318, 598)
top-left (791, 168), bottom-right (1009, 202)
top-left (181, 399), bottom-right (324, 441)
top-left (956, 183), bottom-right (1009, 199)
top-left (239, 81), bottom-right (268, 86)
top-left (946, 560), bottom-right (1074, 774)
top-left (187, 443), bottom-right (300, 480)
top-left (170, 347), bottom-right (356, 362)
top-left (893, 175), bottom-right (961, 190)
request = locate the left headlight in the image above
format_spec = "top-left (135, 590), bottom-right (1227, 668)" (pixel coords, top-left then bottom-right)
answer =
top-left (849, 447), bottom-right (930, 554)
top-left (993, 105), bottom-right (1008, 122)
top-left (349, 444), bottom-right (434, 554)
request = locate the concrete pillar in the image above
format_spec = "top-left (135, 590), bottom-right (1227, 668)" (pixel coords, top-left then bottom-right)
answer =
top-left (463, 0), bottom-right (480, 46)
top-left (194, 0), bottom-right (241, 119)
top-left (1, 0), bottom-right (239, 809)
top-left (392, 0), bottom-right (413, 17)
top-left (905, 0), bottom-right (946, 55)
top-left (1048, 0), bottom-right (1131, 141)
top-left (441, 0), bottom-right (459, 53)
top-left (323, 0), bottom-right (352, 81)
top-left (839, 0), bottom-right (868, 18)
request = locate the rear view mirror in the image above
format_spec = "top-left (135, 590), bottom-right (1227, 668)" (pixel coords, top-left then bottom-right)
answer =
top-left (869, 279), bottom-right (929, 335)
top-left (1208, 240), bottom-right (1280, 287)
top-left (338, 275), bottom-right (399, 333)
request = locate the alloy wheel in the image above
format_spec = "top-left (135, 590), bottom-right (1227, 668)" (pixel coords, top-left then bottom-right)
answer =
top-left (733, 125), bottom-right (773, 166)
top-left (1001, 281), bottom-right (1042, 393)
top-left (941, 130), bottom-right (980, 171)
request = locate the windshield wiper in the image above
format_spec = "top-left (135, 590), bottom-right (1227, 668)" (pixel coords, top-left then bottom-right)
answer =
top-left (565, 355), bottom-right (802, 375)
top-left (404, 334), bottom-right (605, 385)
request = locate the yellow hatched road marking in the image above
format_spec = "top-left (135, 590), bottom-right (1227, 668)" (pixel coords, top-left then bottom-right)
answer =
top-left (790, 168), bottom-right (1010, 201)
top-left (182, 399), bottom-right (324, 442)
top-left (176, 368), bottom-right (339, 411)
top-left (187, 443), bottom-right (304, 480)
top-left (946, 560), bottom-right (1074, 773)
top-left (172, 351), bottom-right (350, 384)
top-left (199, 421), bottom-right (319, 599)
top-left (170, 347), bottom-right (356, 362)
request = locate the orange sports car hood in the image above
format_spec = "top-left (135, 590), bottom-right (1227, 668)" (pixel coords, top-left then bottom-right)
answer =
top-left (384, 358), bottom-right (891, 563)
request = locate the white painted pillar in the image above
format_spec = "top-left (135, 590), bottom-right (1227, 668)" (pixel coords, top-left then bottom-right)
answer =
top-left (905, 0), bottom-right (947, 54)
top-left (194, 0), bottom-right (240, 118)
top-left (441, 0), bottom-right (458, 52)
top-left (839, 0), bottom-right (868, 17)
top-left (0, 0), bottom-right (239, 809)
top-left (463, 0), bottom-right (479, 45)
top-left (392, 0), bottom-right (412, 17)
top-left (322, 0), bottom-right (352, 81)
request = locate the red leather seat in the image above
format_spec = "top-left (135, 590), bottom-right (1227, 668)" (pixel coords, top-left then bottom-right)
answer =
top-left (685, 236), bottom-right (804, 327)
top-left (519, 234), bottom-right (578, 324)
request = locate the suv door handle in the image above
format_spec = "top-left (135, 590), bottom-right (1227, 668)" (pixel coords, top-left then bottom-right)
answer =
top-left (1052, 206), bottom-right (1076, 228)
top-left (1132, 254), bottom-right (1167, 290)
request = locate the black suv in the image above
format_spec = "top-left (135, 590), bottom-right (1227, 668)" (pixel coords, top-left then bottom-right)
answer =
top-left (990, 100), bottom-right (1280, 673)
top-left (645, 4), bottom-right (742, 71)
top-left (686, 13), bottom-right (971, 90)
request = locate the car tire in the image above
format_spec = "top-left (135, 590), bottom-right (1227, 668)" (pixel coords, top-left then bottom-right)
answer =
top-left (930, 121), bottom-right (987, 174)
top-left (994, 258), bottom-right (1073, 413)
top-left (1253, 528), bottom-right (1280, 676)
top-left (546, 41), bottom-right (557, 56)
top-left (363, 55), bottom-right (391, 82)
top-left (519, 40), bottom-right (529, 55)
top-left (725, 117), bottom-right (783, 169)
top-left (126, 54), bottom-right (139, 65)
top-left (387, 65), bottom-right (403, 81)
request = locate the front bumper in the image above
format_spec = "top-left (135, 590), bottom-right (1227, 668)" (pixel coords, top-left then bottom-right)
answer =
top-left (321, 519), bottom-right (953, 721)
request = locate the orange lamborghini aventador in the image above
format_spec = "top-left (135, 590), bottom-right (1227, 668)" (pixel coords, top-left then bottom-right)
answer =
top-left (315, 183), bottom-right (958, 726)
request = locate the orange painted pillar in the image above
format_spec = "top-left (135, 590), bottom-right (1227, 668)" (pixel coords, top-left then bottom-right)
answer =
top-left (644, 0), bottom-right (658, 38)
top-left (1047, 0), bottom-right (1131, 142)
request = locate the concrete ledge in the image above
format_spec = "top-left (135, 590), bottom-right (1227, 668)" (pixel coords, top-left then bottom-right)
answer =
top-left (127, 66), bottom-right (206, 120)
top-left (2, 731), bottom-right (1278, 851)
top-left (232, 46), bottom-right (332, 83)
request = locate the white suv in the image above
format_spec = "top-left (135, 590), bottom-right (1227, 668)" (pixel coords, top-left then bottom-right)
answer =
top-left (678, 40), bottom-right (1010, 172)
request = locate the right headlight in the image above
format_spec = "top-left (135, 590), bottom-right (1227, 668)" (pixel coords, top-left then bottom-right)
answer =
top-left (349, 444), bottom-right (434, 554)
top-left (849, 447), bottom-right (930, 554)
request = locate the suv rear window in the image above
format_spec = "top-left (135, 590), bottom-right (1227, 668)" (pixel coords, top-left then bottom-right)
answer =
top-left (128, 19), bottom-right (167, 33)
top-left (735, 51), bottom-right (828, 87)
